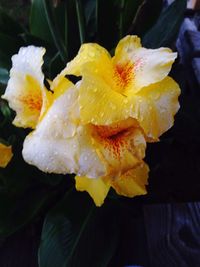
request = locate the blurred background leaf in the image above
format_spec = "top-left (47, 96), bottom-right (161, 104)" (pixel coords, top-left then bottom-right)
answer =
top-left (143, 0), bottom-right (187, 48)
top-left (39, 190), bottom-right (119, 267)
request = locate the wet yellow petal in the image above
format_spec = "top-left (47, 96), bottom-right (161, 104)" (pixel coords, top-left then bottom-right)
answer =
top-left (64, 43), bottom-right (111, 76)
top-left (110, 161), bottom-right (149, 197)
top-left (130, 77), bottom-right (180, 140)
top-left (89, 121), bottom-right (146, 177)
top-left (78, 67), bottom-right (129, 125)
top-left (75, 175), bottom-right (110, 207)
top-left (22, 85), bottom-right (108, 178)
top-left (113, 35), bottom-right (141, 64)
top-left (2, 46), bottom-right (49, 129)
top-left (0, 143), bottom-right (13, 168)
top-left (114, 35), bottom-right (177, 91)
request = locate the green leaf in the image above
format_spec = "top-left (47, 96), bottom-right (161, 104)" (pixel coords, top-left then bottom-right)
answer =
top-left (30, 0), bottom-right (67, 62)
top-left (39, 190), bottom-right (119, 267)
top-left (122, 0), bottom-right (144, 34)
top-left (0, 8), bottom-right (24, 37)
top-left (128, 0), bottom-right (163, 37)
top-left (0, 187), bottom-right (51, 237)
top-left (30, 0), bottom-right (54, 45)
top-left (143, 0), bottom-right (187, 48)
top-left (0, 68), bottom-right (8, 84)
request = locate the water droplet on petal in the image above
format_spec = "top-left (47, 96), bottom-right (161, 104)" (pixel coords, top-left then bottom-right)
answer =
top-left (110, 103), bottom-right (116, 110)
top-left (89, 51), bottom-right (95, 57)
top-left (154, 92), bottom-right (160, 100)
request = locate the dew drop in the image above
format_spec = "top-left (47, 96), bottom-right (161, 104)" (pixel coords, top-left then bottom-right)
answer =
top-left (110, 103), bottom-right (116, 110)
top-left (89, 51), bottom-right (95, 57)
top-left (154, 92), bottom-right (160, 100)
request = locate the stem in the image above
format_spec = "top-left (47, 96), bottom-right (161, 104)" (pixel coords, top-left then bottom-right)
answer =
top-left (75, 0), bottom-right (86, 44)
top-left (42, 0), bottom-right (67, 62)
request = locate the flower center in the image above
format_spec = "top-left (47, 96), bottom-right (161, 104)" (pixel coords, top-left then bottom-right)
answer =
top-left (91, 118), bottom-right (138, 159)
top-left (114, 62), bottom-right (133, 91)
top-left (21, 93), bottom-right (42, 112)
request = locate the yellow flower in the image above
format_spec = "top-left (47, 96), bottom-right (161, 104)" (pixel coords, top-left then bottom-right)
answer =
top-left (22, 82), bottom-right (149, 206)
top-left (59, 35), bottom-right (180, 141)
top-left (2, 46), bottom-right (52, 129)
top-left (3, 37), bottom-right (180, 206)
top-left (0, 143), bottom-right (13, 168)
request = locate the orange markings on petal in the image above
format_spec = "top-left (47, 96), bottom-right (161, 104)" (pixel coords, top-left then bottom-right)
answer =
top-left (92, 123), bottom-right (133, 159)
top-left (20, 92), bottom-right (42, 112)
top-left (114, 62), bottom-right (133, 90)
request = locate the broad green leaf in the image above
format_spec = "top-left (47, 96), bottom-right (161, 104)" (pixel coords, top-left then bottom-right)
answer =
top-left (0, 68), bottom-right (8, 84)
top-left (0, 187), bottom-right (51, 237)
top-left (0, 8), bottom-right (24, 37)
top-left (143, 0), bottom-right (187, 48)
top-left (0, 100), bottom-right (11, 119)
top-left (30, 0), bottom-right (67, 62)
top-left (122, 0), bottom-right (144, 34)
top-left (128, 0), bottom-right (163, 37)
top-left (30, 0), bottom-right (54, 44)
top-left (39, 190), bottom-right (119, 267)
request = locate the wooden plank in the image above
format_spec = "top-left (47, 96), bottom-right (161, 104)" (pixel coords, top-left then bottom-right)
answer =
top-left (144, 203), bottom-right (200, 267)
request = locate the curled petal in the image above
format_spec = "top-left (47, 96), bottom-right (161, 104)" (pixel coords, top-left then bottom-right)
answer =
top-left (22, 86), bottom-right (107, 178)
top-left (109, 161), bottom-right (149, 197)
top-left (0, 143), bottom-right (13, 168)
top-left (52, 43), bottom-right (113, 88)
top-left (89, 120), bottom-right (146, 177)
top-left (75, 176), bottom-right (110, 207)
top-left (130, 77), bottom-right (181, 140)
top-left (2, 46), bottom-right (50, 128)
top-left (114, 35), bottom-right (177, 92)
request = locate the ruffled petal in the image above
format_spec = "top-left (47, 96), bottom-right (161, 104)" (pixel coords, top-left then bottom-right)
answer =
top-left (89, 120), bottom-right (146, 177)
top-left (22, 86), bottom-right (107, 178)
top-left (2, 46), bottom-right (50, 128)
top-left (53, 43), bottom-right (113, 88)
top-left (114, 35), bottom-right (177, 92)
top-left (0, 143), bottom-right (13, 168)
top-left (78, 67), bottom-right (130, 125)
top-left (110, 161), bottom-right (149, 197)
top-left (75, 176), bottom-right (110, 207)
top-left (130, 77), bottom-right (181, 140)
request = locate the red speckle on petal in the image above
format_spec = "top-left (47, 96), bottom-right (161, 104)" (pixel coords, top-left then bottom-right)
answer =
top-left (115, 62), bottom-right (133, 89)
top-left (93, 124), bottom-right (131, 159)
